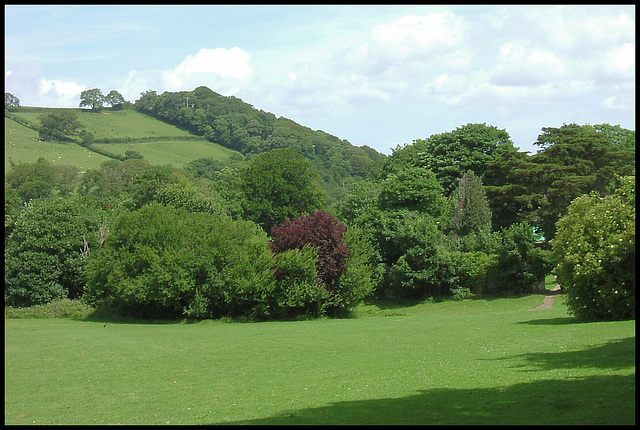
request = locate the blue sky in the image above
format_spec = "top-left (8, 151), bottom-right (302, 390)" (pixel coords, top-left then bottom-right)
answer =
top-left (5, 5), bottom-right (635, 154)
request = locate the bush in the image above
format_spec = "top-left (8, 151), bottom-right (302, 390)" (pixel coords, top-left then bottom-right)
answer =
top-left (84, 203), bottom-right (276, 319)
top-left (370, 210), bottom-right (457, 299)
top-left (5, 197), bottom-right (108, 307)
top-left (487, 223), bottom-right (551, 295)
top-left (551, 180), bottom-right (635, 321)
top-left (455, 250), bottom-right (499, 297)
top-left (271, 210), bottom-right (350, 292)
top-left (271, 210), bottom-right (375, 316)
top-left (332, 226), bottom-right (379, 313)
top-left (5, 299), bottom-right (94, 319)
top-left (270, 246), bottom-right (327, 318)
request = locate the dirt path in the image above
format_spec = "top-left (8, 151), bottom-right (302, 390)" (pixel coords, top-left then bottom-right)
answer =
top-left (532, 285), bottom-right (562, 310)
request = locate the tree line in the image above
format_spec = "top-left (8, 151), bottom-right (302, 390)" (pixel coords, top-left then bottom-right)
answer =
top-left (4, 90), bottom-right (636, 321)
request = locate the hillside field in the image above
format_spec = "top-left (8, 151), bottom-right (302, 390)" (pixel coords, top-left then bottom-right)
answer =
top-left (5, 109), bottom-right (242, 171)
top-left (4, 294), bottom-right (635, 425)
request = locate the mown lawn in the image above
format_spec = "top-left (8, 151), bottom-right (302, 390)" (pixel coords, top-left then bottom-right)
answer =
top-left (4, 294), bottom-right (635, 425)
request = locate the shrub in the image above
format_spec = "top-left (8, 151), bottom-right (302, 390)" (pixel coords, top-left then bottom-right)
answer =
top-left (551, 180), bottom-right (635, 321)
top-left (5, 299), bottom-right (94, 319)
top-left (271, 210), bottom-right (376, 316)
top-left (271, 210), bottom-right (350, 293)
top-left (371, 210), bottom-right (457, 299)
top-left (455, 250), bottom-right (499, 297)
top-left (332, 225), bottom-right (379, 314)
top-left (84, 203), bottom-right (276, 319)
top-left (487, 222), bottom-right (551, 295)
top-left (270, 246), bottom-right (327, 318)
top-left (4, 197), bottom-right (108, 307)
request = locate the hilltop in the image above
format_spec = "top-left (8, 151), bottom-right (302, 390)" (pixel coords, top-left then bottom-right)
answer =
top-left (5, 87), bottom-right (385, 202)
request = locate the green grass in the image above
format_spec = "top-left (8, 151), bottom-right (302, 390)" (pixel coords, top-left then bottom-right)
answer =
top-left (4, 294), bottom-right (635, 425)
top-left (91, 139), bottom-right (240, 169)
top-left (5, 109), bottom-right (243, 171)
top-left (11, 109), bottom-right (195, 140)
top-left (5, 117), bottom-right (111, 171)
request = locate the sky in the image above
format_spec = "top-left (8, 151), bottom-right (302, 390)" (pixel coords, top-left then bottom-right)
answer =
top-left (4, 5), bottom-right (635, 155)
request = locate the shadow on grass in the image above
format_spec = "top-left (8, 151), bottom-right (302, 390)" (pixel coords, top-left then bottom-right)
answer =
top-left (220, 374), bottom-right (635, 425)
top-left (518, 316), bottom-right (579, 326)
top-left (483, 337), bottom-right (635, 372)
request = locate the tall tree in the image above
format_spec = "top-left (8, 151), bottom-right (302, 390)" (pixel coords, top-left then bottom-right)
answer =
top-left (532, 123), bottom-right (635, 240)
top-left (483, 145), bottom-right (543, 230)
top-left (38, 110), bottom-right (82, 141)
top-left (387, 123), bottom-right (513, 196)
top-left (104, 90), bottom-right (125, 110)
top-left (79, 88), bottom-right (105, 111)
top-left (241, 148), bottom-right (325, 233)
top-left (450, 171), bottom-right (492, 238)
top-left (5, 92), bottom-right (20, 110)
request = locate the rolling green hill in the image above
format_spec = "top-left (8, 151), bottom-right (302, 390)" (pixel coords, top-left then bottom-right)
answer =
top-left (5, 108), bottom-right (243, 172)
top-left (6, 89), bottom-right (386, 202)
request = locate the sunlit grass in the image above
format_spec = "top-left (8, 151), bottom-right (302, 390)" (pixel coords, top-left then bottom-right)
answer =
top-left (91, 139), bottom-right (240, 169)
top-left (5, 110), bottom-right (242, 172)
top-left (4, 294), bottom-right (634, 425)
top-left (5, 117), bottom-right (110, 171)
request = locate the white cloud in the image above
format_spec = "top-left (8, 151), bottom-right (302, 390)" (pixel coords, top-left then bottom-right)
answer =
top-left (372, 12), bottom-right (466, 53)
top-left (118, 47), bottom-right (255, 101)
top-left (39, 78), bottom-right (86, 107)
top-left (597, 43), bottom-right (635, 81)
top-left (162, 47), bottom-right (254, 91)
top-left (489, 42), bottom-right (570, 87)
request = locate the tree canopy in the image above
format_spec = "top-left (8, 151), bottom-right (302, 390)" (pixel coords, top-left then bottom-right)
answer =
top-left (241, 148), bottom-right (325, 233)
top-left (79, 88), bottom-right (105, 111)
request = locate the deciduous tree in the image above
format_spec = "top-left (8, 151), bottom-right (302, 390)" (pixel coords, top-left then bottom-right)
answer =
top-left (241, 148), bottom-right (325, 232)
top-left (79, 88), bottom-right (105, 111)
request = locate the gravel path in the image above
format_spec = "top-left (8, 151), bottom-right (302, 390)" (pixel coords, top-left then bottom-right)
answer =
top-left (532, 285), bottom-right (562, 310)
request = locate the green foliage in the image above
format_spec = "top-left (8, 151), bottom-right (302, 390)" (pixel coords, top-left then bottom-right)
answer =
top-left (123, 150), bottom-right (144, 160)
top-left (84, 203), bottom-right (277, 319)
top-left (129, 166), bottom-right (179, 209)
top-left (4, 299), bottom-right (94, 319)
top-left (532, 123), bottom-right (635, 240)
top-left (449, 171), bottom-right (492, 237)
top-left (155, 180), bottom-right (221, 215)
top-left (488, 223), bottom-right (551, 295)
top-left (5, 92), bottom-right (20, 110)
top-left (367, 210), bottom-right (456, 299)
top-left (389, 123), bottom-right (513, 195)
top-left (4, 197), bottom-right (108, 307)
top-left (79, 88), bottom-right (105, 111)
top-left (378, 165), bottom-right (447, 217)
top-left (5, 157), bottom-right (57, 202)
top-left (334, 226), bottom-right (379, 311)
top-left (270, 246), bottom-right (327, 318)
top-left (241, 148), bottom-right (325, 232)
top-left (483, 145), bottom-right (545, 230)
top-left (184, 156), bottom-right (229, 180)
top-left (551, 179), bottom-right (635, 321)
top-left (104, 90), bottom-right (126, 110)
top-left (38, 109), bottom-right (82, 141)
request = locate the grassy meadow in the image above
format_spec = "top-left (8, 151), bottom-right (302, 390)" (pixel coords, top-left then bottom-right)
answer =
top-left (4, 294), bottom-right (635, 425)
top-left (5, 117), bottom-right (111, 171)
top-left (5, 109), bottom-right (242, 171)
